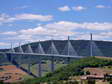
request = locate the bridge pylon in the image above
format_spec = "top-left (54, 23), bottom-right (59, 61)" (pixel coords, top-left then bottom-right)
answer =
top-left (17, 42), bottom-right (24, 53)
top-left (47, 40), bottom-right (59, 54)
top-left (25, 44), bottom-right (33, 53)
top-left (35, 41), bottom-right (45, 54)
top-left (9, 43), bottom-right (15, 53)
top-left (62, 36), bottom-right (78, 56)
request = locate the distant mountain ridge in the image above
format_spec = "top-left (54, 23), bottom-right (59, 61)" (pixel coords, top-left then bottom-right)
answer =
top-left (0, 40), bottom-right (112, 57)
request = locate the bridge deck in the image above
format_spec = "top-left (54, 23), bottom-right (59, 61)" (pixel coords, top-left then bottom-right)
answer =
top-left (0, 52), bottom-right (84, 58)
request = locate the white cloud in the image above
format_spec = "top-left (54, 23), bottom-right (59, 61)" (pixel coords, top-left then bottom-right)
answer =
top-left (14, 34), bottom-right (32, 40)
top-left (81, 22), bottom-right (112, 30)
top-left (1, 21), bottom-right (112, 44)
top-left (74, 32), bottom-right (112, 41)
top-left (0, 14), bottom-right (14, 23)
top-left (91, 32), bottom-right (112, 41)
top-left (15, 14), bottom-right (53, 21)
top-left (96, 5), bottom-right (105, 8)
top-left (0, 31), bottom-right (17, 35)
top-left (0, 42), bottom-right (10, 46)
top-left (5, 34), bottom-right (33, 43)
top-left (72, 6), bottom-right (86, 11)
top-left (19, 26), bottom-right (47, 35)
top-left (96, 5), bottom-right (111, 8)
top-left (58, 6), bottom-right (71, 12)
top-left (0, 13), bottom-right (53, 25)
top-left (13, 5), bottom-right (29, 10)
top-left (18, 21), bottom-right (81, 38)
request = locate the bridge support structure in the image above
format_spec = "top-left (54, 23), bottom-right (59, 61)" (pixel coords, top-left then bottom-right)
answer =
top-left (51, 56), bottom-right (55, 72)
top-left (67, 57), bottom-right (70, 64)
top-left (38, 58), bottom-right (42, 77)
top-left (28, 63), bottom-right (31, 72)
top-left (7, 53), bottom-right (12, 62)
top-left (0, 36), bottom-right (86, 78)
top-left (90, 33), bottom-right (93, 57)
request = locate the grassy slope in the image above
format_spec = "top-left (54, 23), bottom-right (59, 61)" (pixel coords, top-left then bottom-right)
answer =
top-left (18, 57), bottom-right (112, 84)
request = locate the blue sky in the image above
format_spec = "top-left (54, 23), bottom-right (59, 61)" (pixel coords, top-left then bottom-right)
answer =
top-left (0, 0), bottom-right (112, 48)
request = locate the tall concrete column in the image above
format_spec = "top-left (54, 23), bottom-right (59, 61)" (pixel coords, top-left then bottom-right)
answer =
top-left (90, 33), bottom-right (93, 57)
top-left (28, 63), bottom-right (31, 72)
top-left (67, 36), bottom-right (70, 56)
top-left (7, 53), bottom-right (12, 62)
top-left (38, 58), bottom-right (42, 77)
top-left (51, 56), bottom-right (55, 72)
top-left (67, 57), bottom-right (70, 64)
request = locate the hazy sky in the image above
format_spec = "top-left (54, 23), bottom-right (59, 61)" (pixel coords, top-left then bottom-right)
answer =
top-left (0, 0), bottom-right (112, 48)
